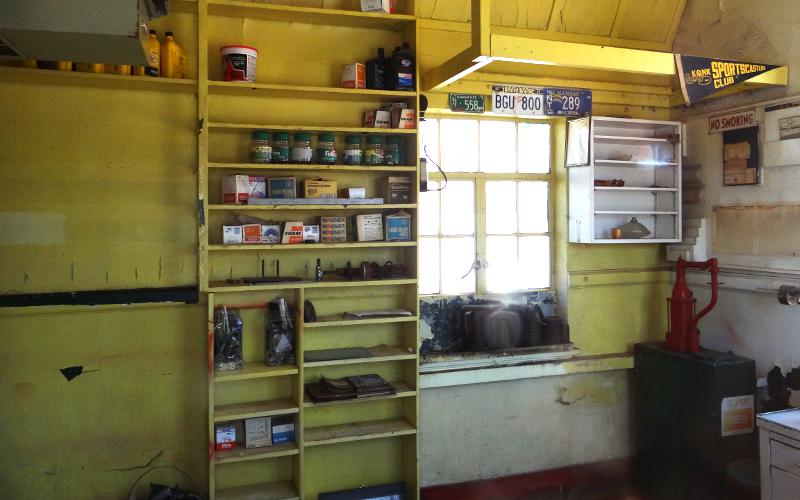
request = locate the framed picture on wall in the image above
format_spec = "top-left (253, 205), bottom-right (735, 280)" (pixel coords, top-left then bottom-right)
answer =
top-left (723, 126), bottom-right (760, 186)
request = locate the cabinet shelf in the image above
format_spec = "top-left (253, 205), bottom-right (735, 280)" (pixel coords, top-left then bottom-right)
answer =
top-left (208, 162), bottom-right (417, 172)
top-left (594, 135), bottom-right (670, 143)
top-left (215, 442), bottom-right (299, 465)
top-left (594, 187), bottom-right (678, 192)
top-left (214, 363), bottom-right (298, 383)
top-left (209, 241), bottom-right (416, 251)
top-left (208, 122), bottom-right (417, 135)
top-left (594, 211), bottom-right (678, 215)
top-left (216, 481), bottom-right (299, 500)
top-left (209, 278), bottom-right (417, 293)
top-left (207, 0), bottom-right (416, 30)
top-left (208, 80), bottom-right (415, 100)
top-left (214, 398), bottom-right (298, 422)
top-left (303, 381), bottom-right (416, 407)
top-left (0, 66), bottom-right (196, 93)
top-left (303, 346), bottom-right (416, 368)
top-left (304, 418), bottom-right (416, 447)
top-left (594, 159), bottom-right (677, 167)
top-left (208, 203), bottom-right (416, 211)
top-left (304, 315), bottom-right (418, 328)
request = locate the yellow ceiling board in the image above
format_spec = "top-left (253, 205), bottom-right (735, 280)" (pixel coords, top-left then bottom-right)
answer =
top-left (491, 0), bottom-right (555, 29)
top-left (462, 71), bottom-right (674, 96)
top-left (481, 60), bottom-right (676, 88)
top-left (548, 0), bottom-right (621, 36)
top-left (418, 0), bottom-right (471, 22)
top-left (611, 0), bottom-right (678, 43)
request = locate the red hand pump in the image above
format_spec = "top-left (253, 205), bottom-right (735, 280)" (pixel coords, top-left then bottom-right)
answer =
top-left (665, 257), bottom-right (719, 353)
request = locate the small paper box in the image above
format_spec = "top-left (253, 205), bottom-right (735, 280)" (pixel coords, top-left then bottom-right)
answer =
top-left (304, 179), bottom-right (338, 199)
top-left (393, 108), bottom-right (416, 129)
top-left (282, 221), bottom-right (304, 244)
top-left (242, 223), bottom-right (262, 243)
top-left (222, 175), bottom-right (266, 204)
top-left (223, 225), bottom-right (243, 244)
top-left (303, 225), bottom-right (320, 243)
top-left (363, 110), bottom-right (391, 128)
top-left (384, 176), bottom-right (411, 203)
top-left (320, 216), bottom-right (347, 242)
top-left (271, 416), bottom-right (296, 444)
top-left (354, 214), bottom-right (383, 242)
top-left (385, 210), bottom-right (411, 241)
top-left (268, 177), bottom-right (297, 199)
top-left (261, 224), bottom-right (281, 244)
top-left (360, 0), bottom-right (393, 13)
top-left (340, 187), bottom-right (366, 199)
top-left (215, 423), bottom-right (236, 451)
top-left (341, 63), bottom-right (365, 89)
top-left (245, 417), bottom-right (271, 449)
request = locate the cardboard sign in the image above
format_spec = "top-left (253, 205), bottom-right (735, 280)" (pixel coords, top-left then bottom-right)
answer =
top-left (676, 54), bottom-right (781, 105)
top-left (709, 109), bottom-right (756, 134)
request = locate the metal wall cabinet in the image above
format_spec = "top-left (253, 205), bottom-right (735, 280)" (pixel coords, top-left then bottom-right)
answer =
top-left (567, 116), bottom-right (682, 244)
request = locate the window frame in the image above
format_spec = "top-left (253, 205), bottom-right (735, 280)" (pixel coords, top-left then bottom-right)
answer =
top-left (420, 114), bottom-right (556, 296)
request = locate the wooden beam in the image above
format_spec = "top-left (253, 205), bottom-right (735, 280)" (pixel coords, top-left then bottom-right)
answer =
top-left (472, 0), bottom-right (491, 55)
top-left (422, 48), bottom-right (492, 91)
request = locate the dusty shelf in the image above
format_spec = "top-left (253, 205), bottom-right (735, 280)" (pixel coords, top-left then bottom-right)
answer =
top-left (304, 315), bottom-right (418, 328)
top-left (303, 381), bottom-right (416, 408)
top-left (208, 122), bottom-right (417, 135)
top-left (208, 278), bottom-right (417, 293)
top-left (214, 442), bottom-right (299, 465)
top-left (208, 80), bottom-right (415, 100)
top-left (214, 363), bottom-right (298, 383)
top-left (207, 162), bottom-right (417, 172)
top-left (0, 66), bottom-right (196, 93)
top-left (216, 481), bottom-right (299, 500)
top-left (303, 346), bottom-right (417, 368)
top-left (208, 203), bottom-right (416, 211)
top-left (214, 398), bottom-right (299, 422)
top-left (304, 418), bottom-right (416, 447)
top-left (208, 241), bottom-right (417, 251)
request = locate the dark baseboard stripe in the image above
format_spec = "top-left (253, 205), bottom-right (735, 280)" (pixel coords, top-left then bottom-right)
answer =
top-left (0, 286), bottom-right (198, 308)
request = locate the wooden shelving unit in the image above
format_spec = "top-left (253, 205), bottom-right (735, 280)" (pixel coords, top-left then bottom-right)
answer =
top-left (198, 0), bottom-right (421, 497)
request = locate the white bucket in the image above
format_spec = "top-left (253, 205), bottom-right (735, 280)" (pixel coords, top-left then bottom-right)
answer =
top-left (221, 45), bottom-right (258, 82)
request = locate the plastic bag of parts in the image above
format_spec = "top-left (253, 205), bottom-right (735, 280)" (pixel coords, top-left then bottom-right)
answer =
top-left (214, 306), bottom-right (243, 371)
top-left (266, 298), bottom-right (295, 366)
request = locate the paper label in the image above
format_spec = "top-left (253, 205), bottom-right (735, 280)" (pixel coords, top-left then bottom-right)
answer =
top-left (721, 395), bottom-right (754, 437)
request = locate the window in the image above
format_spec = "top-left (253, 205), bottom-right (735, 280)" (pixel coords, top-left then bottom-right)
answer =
top-left (419, 117), bottom-right (552, 295)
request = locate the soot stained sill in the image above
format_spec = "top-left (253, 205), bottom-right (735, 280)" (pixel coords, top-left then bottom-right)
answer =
top-left (0, 286), bottom-right (198, 308)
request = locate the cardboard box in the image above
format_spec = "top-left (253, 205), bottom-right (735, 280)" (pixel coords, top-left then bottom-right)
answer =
top-left (268, 177), bottom-right (297, 199)
top-left (242, 223), bottom-right (262, 243)
top-left (340, 187), bottom-right (366, 199)
top-left (271, 416), bottom-right (296, 445)
top-left (341, 63), bottom-right (365, 89)
top-left (261, 224), bottom-right (281, 244)
top-left (245, 417), bottom-right (271, 449)
top-left (363, 110), bottom-right (391, 128)
top-left (215, 423), bottom-right (236, 451)
top-left (222, 175), bottom-right (266, 204)
top-left (393, 108), bottom-right (416, 129)
top-left (354, 214), bottom-right (383, 242)
top-left (223, 225), bottom-right (243, 244)
top-left (304, 179), bottom-right (338, 199)
top-left (320, 216), bottom-right (347, 242)
top-left (282, 221), bottom-right (304, 244)
top-left (360, 0), bottom-right (393, 13)
top-left (303, 225), bottom-right (320, 243)
top-left (385, 176), bottom-right (411, 203)
top-left (385, 211), bottom-right (411, 241)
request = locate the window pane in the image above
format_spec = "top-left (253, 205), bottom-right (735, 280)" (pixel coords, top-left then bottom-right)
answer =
top-left (518, 122), bottom-right (550, 173)
top-left (418, 180), bottom-right (439, 236)
top-left (485, 235), bottom-right (517, 292)
top-left (420, 118), bottom-right (439, 167)
top-left (479, 120), bottom-right (517, 173)
top-left (519, 236), bottom-right (550, 289)
top-left (485, 181), bottom-right (517, 235)
top-left (440, 119), bottom-right (478, 172)
top-left (441, 180), bottom-right (475, 236)
top-left (419, 237), bottom-right (440, 294)
top-left (518, 181), bottom-right (549, 234)
top-left (441, 237), bottom-right (476, 295)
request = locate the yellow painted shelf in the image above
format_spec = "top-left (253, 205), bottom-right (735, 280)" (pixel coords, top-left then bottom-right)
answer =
top-left (304, 315), bottom-right (418, 328)
top-left (208, 203), bottom-right (416, 211)
top-left (214, 398), bottom-right (299, 422)
top-left (208, 80), bottom-right (415, 100)
top-left (208, 241), bottom-right (417, 251)
top-left (0, 66), bottom-right (196, 93)
top-left (208, 122), bottom-right (417, 135)
top-left (208, 278), bottom-right (417, 293)
top-left (208, 162), bottom-right (417, 172)
top-left (216, 481), bottom-right (299, 500)
top-left (304, 418), bottom-right (416, 447)
top-left (214, 363), bottom-right (298, 383)
top-left (215, 442), bottom-right (300, 465)
top-left (207, 0), bottom-right (415, 30)
top-left (303, 381), bottom-right (416, 407)
top-left (303, 345), bottom-right (417, 368)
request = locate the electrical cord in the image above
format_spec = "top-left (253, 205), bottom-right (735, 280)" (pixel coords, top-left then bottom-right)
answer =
top-left (423, 144), bottom-right (447, 192)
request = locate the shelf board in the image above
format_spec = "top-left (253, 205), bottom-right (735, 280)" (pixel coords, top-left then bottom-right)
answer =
top-left (594, 210), bottom-right (678, 215)
top-left (208, 203), bottom-right (416, 211)
top-left (209, 241), bottom-right (416, 251)
top-left (208, 80), bottom-right (415, 100)
top-left (215, 442), bottom-right (299, 465)
top-left (207, 0), bottom-right (415, 30)
top-left (208, 122), bottom-right (417, 135)
top-left (594, 159), bottom-right (677, 167)
top-left (303, 345), bottom-right (417, 368)
top-left (303, 381), bottom-right (416, 407)
top-left (216, 481), bottom-right (298, 500)
top-left (590, 238), bottom-right (681, 244)
top-left (304, 315), bottom-right (418, 328)
top-left (0, 66), bottom-right (196, 93)
top-left (594, 187), bottom-right (678, 192)
top-left (207, 162), bottom-right (417, 172)
top-left (214, 363), bottom-right (298, 383)
top-left (594, 135), bottom-right (670, 143)
top-left (208, 277), bottom-right (417, 292)
top-left (214, 398), bottom-right (298, 422)
top-left (304, 418), bottom-right (416, 447)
